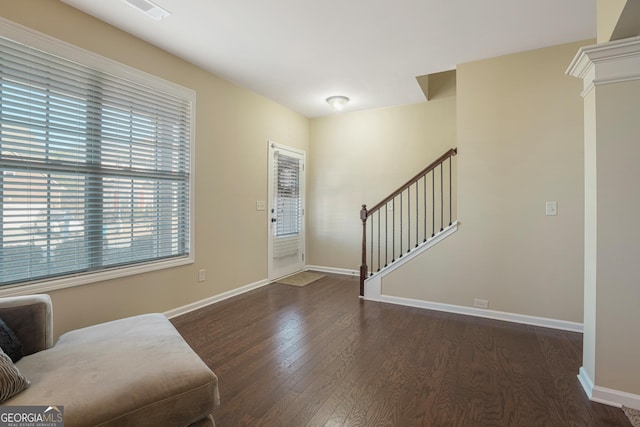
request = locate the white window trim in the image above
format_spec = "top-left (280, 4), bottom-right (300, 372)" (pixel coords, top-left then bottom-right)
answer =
top-left (0, 18), bottom-right (195, 297)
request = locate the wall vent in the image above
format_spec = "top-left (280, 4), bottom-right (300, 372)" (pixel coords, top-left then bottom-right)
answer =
top-left (122, 0), bottom-right (171, 20)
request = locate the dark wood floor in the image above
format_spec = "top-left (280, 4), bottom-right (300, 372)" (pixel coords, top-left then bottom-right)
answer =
top-left (172, 273), bottom-right (630, 427)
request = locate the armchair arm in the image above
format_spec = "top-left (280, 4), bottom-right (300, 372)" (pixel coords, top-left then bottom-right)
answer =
top-left (0, 294), bottom-right (53, 356)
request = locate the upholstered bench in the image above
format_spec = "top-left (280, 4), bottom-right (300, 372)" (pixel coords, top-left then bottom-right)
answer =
top-left (0, 295), bottom-right (219, 426)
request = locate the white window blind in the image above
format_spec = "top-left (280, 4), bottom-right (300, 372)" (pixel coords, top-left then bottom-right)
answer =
top-left (272, 151), bottom-right (302, 259)
top-left (0, 28), bottom-right (193, 288)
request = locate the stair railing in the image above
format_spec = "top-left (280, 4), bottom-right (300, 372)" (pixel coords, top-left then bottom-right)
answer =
top-left (359, 148), bottom-right (457, 295)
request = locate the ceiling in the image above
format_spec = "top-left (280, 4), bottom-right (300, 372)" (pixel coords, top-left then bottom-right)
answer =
top-left (61, 0), bottom-right (596, 118)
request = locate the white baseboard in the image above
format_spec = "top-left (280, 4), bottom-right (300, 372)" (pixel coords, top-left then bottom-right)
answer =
top-left (164, 278), bottom-right (270, 319)
top-left (305, 265), bottom-right (358, 276)
top-left (578, 367), bottom-right (594, 399)
top-left (579, 366), bottom-right (640, 410)
top-left (362, 228), bottom-right (582, 333)
top-left (365, 293), bottom-right (584, 333)
top-left (165, 266), bottom-right (356, 319)
top-left (593, 386), bottom-right (640, 410)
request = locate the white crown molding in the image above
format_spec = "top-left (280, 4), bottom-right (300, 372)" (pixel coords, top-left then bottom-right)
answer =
top-left (566, 36), bottom-right (640, 97)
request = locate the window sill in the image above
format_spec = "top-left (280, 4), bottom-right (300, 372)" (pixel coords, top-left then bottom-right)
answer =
top-left (0, 255), bottom-right (194, 297)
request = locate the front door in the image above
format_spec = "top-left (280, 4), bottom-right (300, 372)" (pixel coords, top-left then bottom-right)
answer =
top-left (268, 142), bottom-right (305, 280)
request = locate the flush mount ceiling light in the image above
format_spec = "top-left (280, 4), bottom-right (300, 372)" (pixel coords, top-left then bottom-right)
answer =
top-left (326, 96), bottom-right (350, 112)
top-left (122, 0), bottom-right (171, 20)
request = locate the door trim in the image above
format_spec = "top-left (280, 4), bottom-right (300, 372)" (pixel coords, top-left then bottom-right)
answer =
top-left (267, 141), bottom-right (306, 280)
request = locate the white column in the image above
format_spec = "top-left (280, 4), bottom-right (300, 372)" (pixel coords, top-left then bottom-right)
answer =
top-left (567, 35), bottom-right (640, 409)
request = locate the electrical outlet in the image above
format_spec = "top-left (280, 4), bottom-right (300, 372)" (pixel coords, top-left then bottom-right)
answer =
top-left (256, 200), bottom-right (266, 211)
top-left (474, 299), bottom-right (489, 309)
top-left (198, 269), bottom-right (206, 282)
top-left (545, 201), bottom-right (557, 216)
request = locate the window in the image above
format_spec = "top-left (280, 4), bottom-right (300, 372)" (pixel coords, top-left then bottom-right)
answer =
top-left (269, 146), bottom-right (304, 267)
top-left (274, 153), bottom-right (302, 237)
top-left (0, 21), bottom-right (194, 291)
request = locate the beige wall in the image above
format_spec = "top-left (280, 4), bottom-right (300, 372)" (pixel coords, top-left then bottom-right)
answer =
top-left (0, 2), bottom-right (597, 339)
top-left (0, 0), bottom-right (309, 337)
top-left (381, 41), bottom-right (588, 323)
top-left (307, 99), bottom-right (456, 270)
top-left (599, 0), bottom-right (640, 42)
top-left (598, 0), bottom-right (628, 42)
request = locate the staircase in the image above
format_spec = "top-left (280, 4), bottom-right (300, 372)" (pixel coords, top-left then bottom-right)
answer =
top-left (359, 148), bottom-right (458, 296)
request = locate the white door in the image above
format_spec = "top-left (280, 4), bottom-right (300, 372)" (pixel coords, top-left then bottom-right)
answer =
top-left (268, 142), bottom-right (305, 280)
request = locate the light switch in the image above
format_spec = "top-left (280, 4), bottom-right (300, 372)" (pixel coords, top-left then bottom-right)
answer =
top-left (256, 200), bottom-right (266, 211)
top-left (545, 201), bottom-right (557, 216)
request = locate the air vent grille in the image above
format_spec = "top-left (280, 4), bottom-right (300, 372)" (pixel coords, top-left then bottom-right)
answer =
top-left (122, 0), bottom-right (171, 20)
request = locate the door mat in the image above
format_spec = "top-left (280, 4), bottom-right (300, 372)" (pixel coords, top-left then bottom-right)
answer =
top-left (624, 406), bottom-right (640, 427)
top-left (275, 271), bottom-right (325, 287)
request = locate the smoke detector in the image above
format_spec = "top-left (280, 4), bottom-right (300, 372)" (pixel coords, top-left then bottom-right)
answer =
top-left (122, 0), bottom-right (171, 20)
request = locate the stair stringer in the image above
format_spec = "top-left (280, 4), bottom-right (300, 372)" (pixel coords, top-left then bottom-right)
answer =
top-left (363, 221), bottom-right (458, 301)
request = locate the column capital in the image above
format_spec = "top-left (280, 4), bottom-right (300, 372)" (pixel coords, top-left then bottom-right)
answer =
top-left (566, 36), bottom-right (640, 97)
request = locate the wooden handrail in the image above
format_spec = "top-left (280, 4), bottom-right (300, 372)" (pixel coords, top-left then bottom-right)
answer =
top-left (366, 148), bottom-right (457, 216)
top-left (359, 147), bottom-right (457, 296)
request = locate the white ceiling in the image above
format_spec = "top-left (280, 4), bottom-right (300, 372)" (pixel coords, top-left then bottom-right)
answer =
top-left (61, 0), bottom-right (596, 118)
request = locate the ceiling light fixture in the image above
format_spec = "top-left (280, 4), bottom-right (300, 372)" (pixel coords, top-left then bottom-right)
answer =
top-left (326, 96), bottom-right (350, 112)
top-left (122, 0), bottom-right (171, 20)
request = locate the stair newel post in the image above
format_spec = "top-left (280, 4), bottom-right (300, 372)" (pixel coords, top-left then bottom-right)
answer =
top-left (360, 204), bottom-right (368, 296)
top-left (449, 155), bottom-right (453, 226)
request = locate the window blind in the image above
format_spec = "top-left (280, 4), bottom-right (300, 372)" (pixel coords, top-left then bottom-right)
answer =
top-left (272, 151), bottom-right (302, 259)
top-left (0, 31), bottom-right (192, 287)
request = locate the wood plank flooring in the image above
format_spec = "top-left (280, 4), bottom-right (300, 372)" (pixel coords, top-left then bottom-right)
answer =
top-left (171, 273), bottom-right (631, 426)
